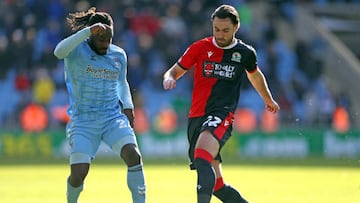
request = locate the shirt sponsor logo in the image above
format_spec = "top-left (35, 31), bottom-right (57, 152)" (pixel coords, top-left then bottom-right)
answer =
top-left (85, 65), bottom-right (118, 80)
top-left (204, 63), bottom-right (214, 77)
top-left (203, 61), bottom-right (236, 80)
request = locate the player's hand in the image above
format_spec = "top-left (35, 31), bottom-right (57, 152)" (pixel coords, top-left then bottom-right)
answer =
top-left (163, 77), bottom-right (176, 90)
top-left (266, 100), bottom-right (280, 113)
top-left (124, 109), bottom-right (135, 128)
top-left (90, 23), bottom-right (112, 36)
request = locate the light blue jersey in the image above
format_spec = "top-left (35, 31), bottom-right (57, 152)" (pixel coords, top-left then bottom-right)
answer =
top-left (54, 27), bottom-right (137, 162)
top-left (54, 27), bottom-right (133, 121)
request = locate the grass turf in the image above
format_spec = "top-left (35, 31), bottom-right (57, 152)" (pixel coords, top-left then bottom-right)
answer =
top-left (0, 161), bottom-right (359, 203)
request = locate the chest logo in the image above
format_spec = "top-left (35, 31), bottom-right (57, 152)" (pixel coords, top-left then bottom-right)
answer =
top-left (203, 61), bottom-right (236, 80)
top-left (207, 51), bottom-right (213, 58)
top-left (113, 57), bottom-right (120, 68)
top-left (231, 52), bottom-right (241, 63)
top-left (204, 63), bottom-right (214, 77)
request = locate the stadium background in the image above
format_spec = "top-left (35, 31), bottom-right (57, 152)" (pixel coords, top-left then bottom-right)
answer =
top-left (0, 0), bottom-right (360, 162)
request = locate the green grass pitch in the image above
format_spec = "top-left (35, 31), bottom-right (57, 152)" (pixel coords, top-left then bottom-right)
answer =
top-left (0, 161), bottom-right (359, 203)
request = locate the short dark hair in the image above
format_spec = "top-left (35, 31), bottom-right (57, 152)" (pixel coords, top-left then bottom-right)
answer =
top-left (67, 7), bottom-right (113, 32)
top-left (211, 5), bottom-right (240, 26)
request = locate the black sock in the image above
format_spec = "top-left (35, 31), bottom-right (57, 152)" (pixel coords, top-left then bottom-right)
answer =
top-left (194, 158), bottom-right (215, 203)
top-left (213, 184), bottom-right (248, 203)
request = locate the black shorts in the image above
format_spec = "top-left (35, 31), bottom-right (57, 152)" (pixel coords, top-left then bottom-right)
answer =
top-left (187, 111), bottom-right (234, 170)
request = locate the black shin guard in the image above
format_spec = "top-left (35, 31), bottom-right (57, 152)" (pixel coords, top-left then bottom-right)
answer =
top-left (213, 184), bottom-right (248, 203)
top-left (194, 158), bottom-right (215, 203)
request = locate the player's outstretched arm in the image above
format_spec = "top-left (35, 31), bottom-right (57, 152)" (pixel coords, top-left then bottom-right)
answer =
top-left (246, 68), bottom-right (280, 113)
top-left (54, 27), bottom-right (91, 59)
top-left (163, 64), bottom-right (187, 90)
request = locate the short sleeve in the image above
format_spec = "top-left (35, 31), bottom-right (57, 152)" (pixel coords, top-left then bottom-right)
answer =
top-left (244, 46), bottom-right (257, 73)
top-left (178, 41), bottom-right (202, 70)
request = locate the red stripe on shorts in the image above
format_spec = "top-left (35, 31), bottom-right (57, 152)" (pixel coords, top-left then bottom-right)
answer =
top-left (213, 112), bottom-right (233, 140)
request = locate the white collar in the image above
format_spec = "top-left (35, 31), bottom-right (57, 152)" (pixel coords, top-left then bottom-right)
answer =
top-left (212, 37), bottom-right (237, 49)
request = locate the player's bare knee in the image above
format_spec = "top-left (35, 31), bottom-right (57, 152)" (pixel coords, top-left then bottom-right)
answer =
top-left (121, 144), bottom-right (142, 166)
top-left (70, 163), bottom-right (89, 185)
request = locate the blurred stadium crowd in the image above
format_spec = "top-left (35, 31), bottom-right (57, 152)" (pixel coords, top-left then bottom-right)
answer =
top-left (0, 0), bottom-right (354, 132)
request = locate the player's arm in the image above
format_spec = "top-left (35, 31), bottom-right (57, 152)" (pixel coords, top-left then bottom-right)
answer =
top-left (54, 23), bottom-right (109, 59)
top-left (163, 63), bottom-right (187, 90)
top-left (117, 52), bottom-right (135, 128)
top-left (246, 67), bottom-right (280, 113)
top-left (54, 27), bottom-right (90, 59)
top-left (123, 109), bottom-right (134, 129)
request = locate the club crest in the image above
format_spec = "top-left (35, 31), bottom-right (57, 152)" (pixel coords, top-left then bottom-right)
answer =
top-left (231, 52), bottom-right (241, 63)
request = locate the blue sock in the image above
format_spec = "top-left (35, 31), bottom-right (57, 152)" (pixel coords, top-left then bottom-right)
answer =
top-left (67, 179), bottom-right (83, 203)
top-left (195, 158), bottom-right (215, 203)
top-left (127, 164), bottom-right (146, 203)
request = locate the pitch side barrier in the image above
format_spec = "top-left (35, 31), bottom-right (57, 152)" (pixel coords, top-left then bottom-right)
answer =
top-left (0, 129), bottom-right (359, 160)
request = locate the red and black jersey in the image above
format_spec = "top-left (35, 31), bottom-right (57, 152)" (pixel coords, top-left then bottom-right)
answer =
top-left (178, 36), bottom-right (257, 118)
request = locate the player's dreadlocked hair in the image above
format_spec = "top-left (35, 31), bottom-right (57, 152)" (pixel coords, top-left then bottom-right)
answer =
top-left (66, 7), bottom-right (113, 32)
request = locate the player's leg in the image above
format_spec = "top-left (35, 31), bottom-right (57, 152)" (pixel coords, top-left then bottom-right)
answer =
top-left (111, 141), bottom-right (145, 203)
top-left (194, 130), bottom-right (219, 203)
top-left (212, 160), bottom-right (248, 203)
top-left (106, 115), bottom-right (145, 203)
top-left (121, 143), bottom-right (146, 203)
top-left (67, 159), bottom-right (90, 203)
top-left (66, 121), bottom-right (100, 203)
